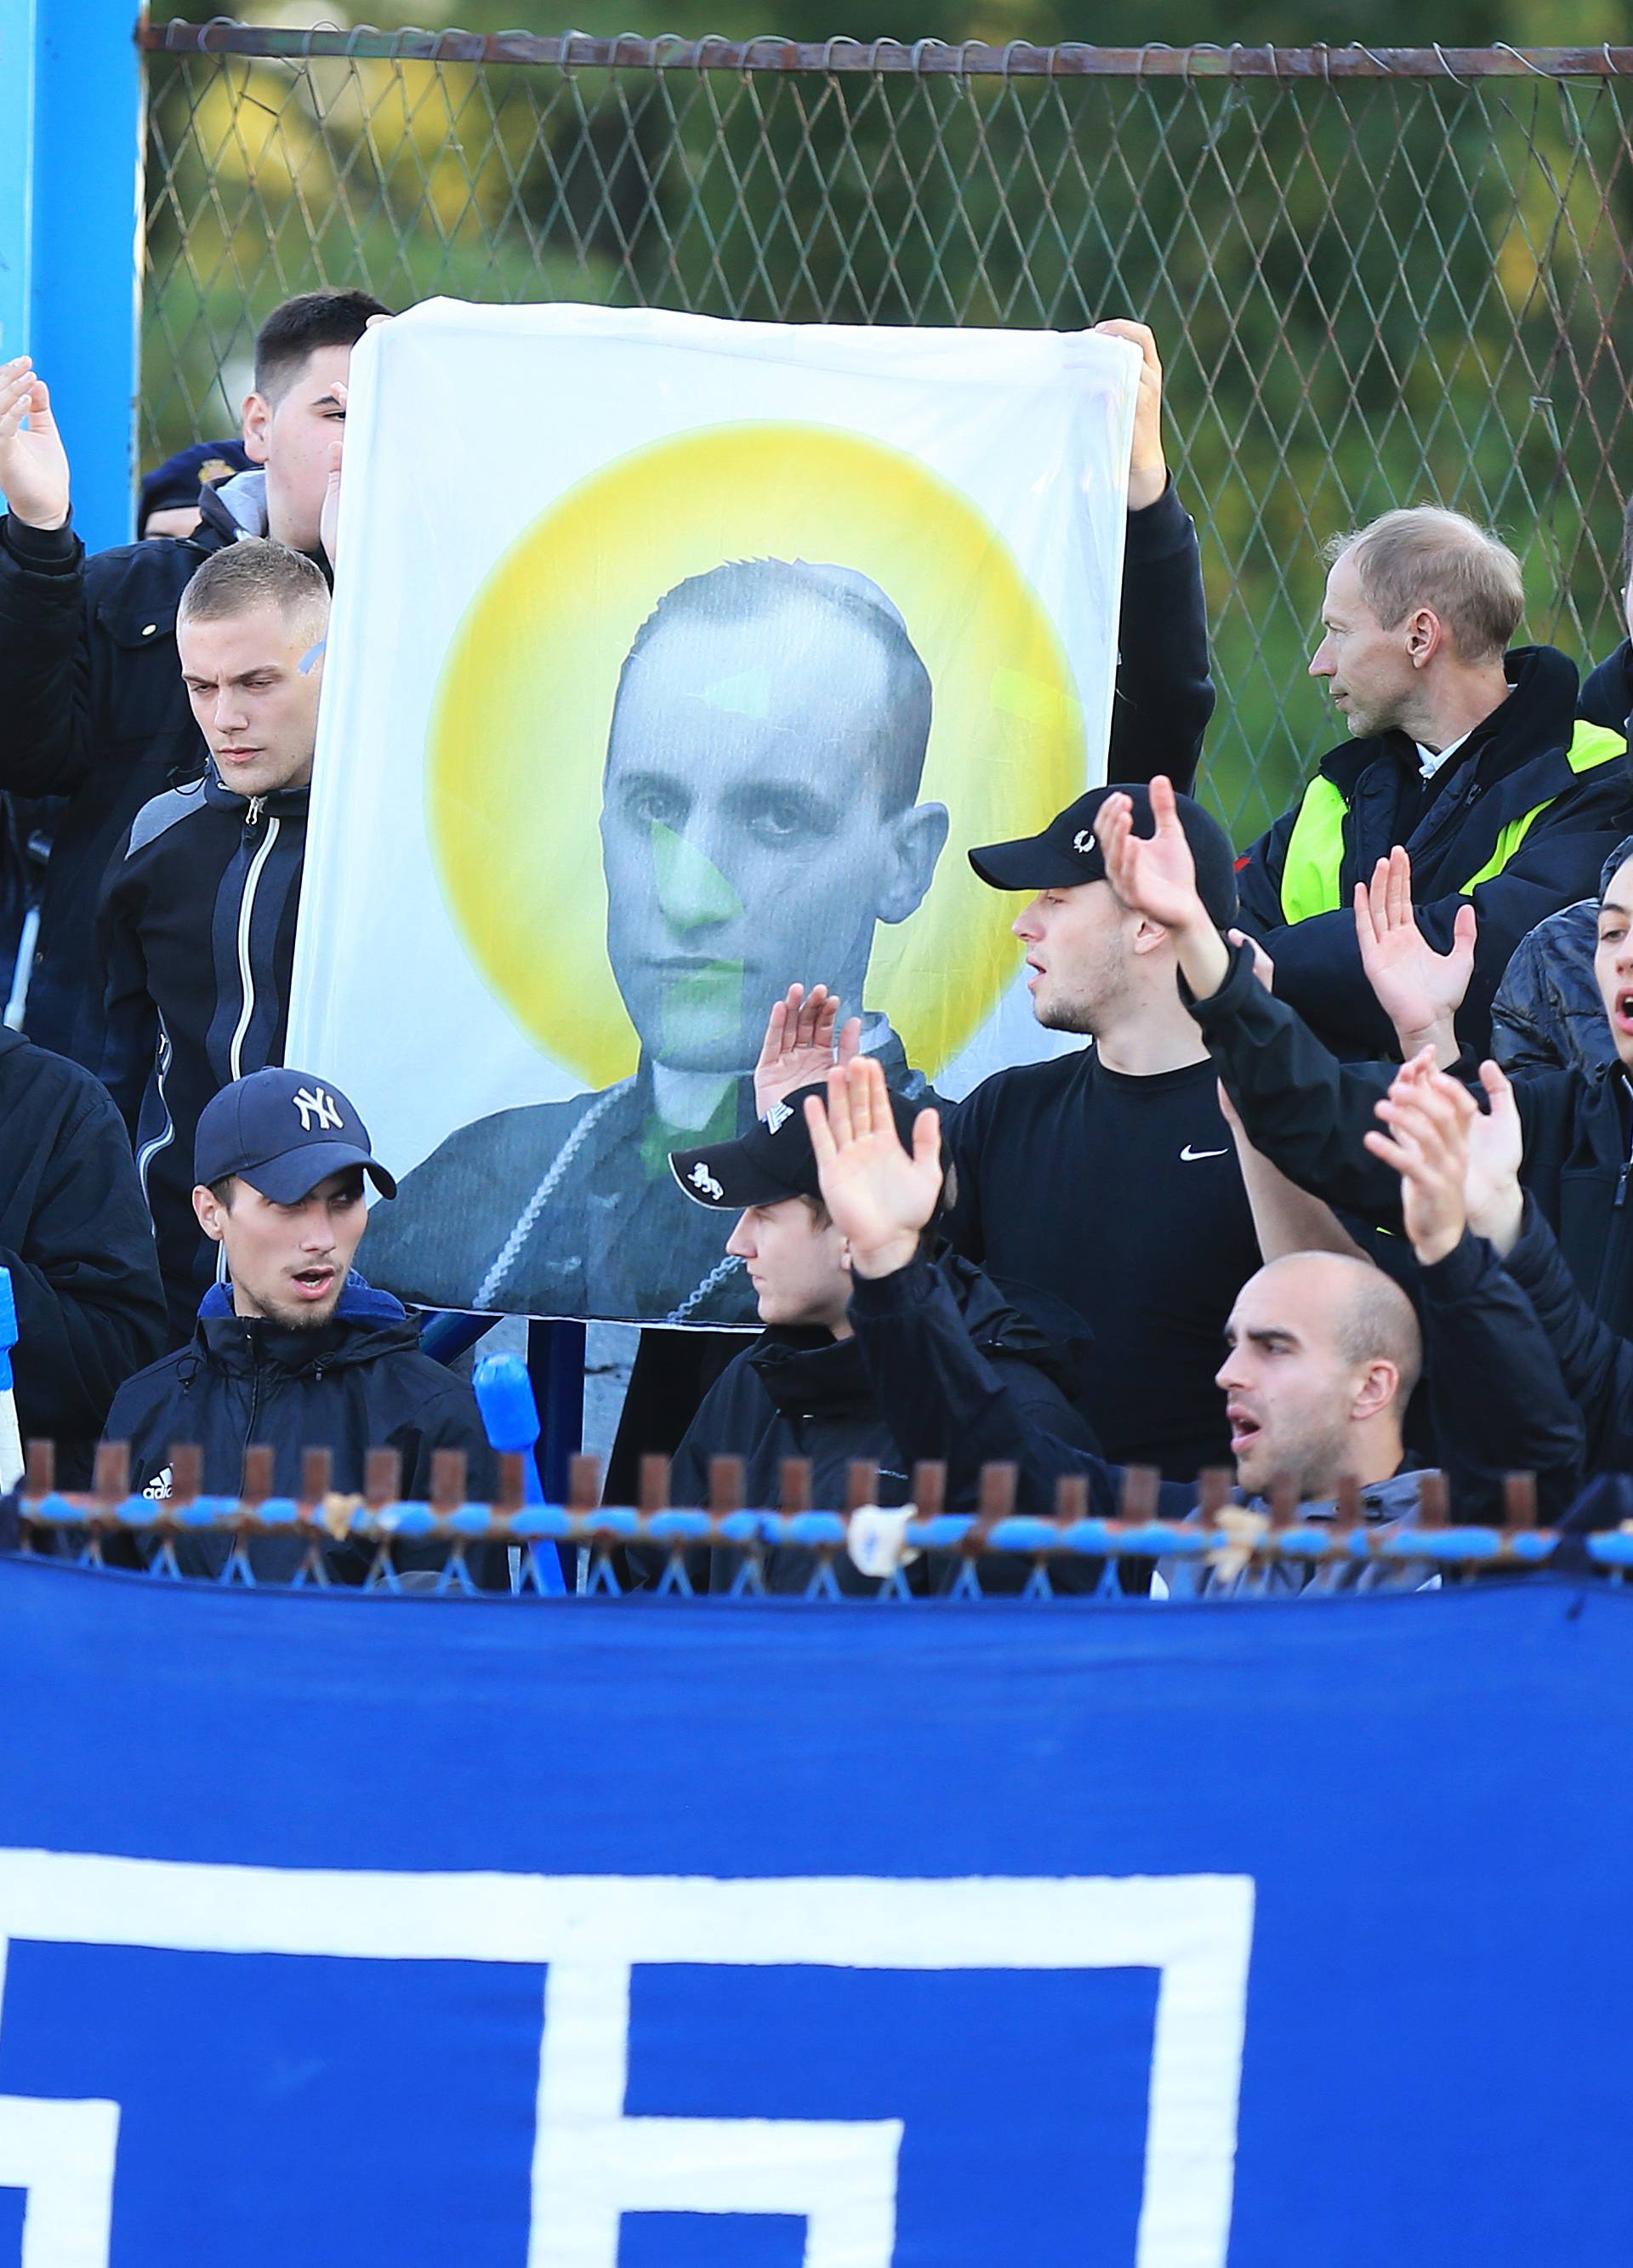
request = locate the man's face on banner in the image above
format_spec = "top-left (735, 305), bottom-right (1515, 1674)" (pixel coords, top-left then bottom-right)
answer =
top-left (600, 589), bottom-right (947, 1075)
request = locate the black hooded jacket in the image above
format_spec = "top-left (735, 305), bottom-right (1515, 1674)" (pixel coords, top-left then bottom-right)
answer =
top-left (97, 764), bottom-right (308, 1339)
top-left (667, 1250), bottom-right (1100, 1592)
top-left (0, 1027), bottom-right (166, 1484)
top-left (0, 484), bottom-right (256, 1068)
top-left (1234, 645), bottom-right (1633, 1057)
top-left (105, 1276), bottom-right (496, 1505)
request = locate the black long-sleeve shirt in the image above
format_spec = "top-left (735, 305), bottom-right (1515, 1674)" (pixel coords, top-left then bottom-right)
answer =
top-left (944, 1047), bottom-right (1262, 1480)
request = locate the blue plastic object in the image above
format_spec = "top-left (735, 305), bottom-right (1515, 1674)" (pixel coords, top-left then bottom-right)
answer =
top-left (0, 1265), bottom-right (17, 1393)
top-left (473, 1352), bottom-right (566, 1596)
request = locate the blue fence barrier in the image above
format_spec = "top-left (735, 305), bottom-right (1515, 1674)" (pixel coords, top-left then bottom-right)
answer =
top-left (0, 1561), bottom-right (1625, 2262)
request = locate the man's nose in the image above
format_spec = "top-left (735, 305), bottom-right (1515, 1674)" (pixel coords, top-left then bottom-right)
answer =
top-left (213, 687), bottom-right (248, 732)
top-left (725, 1210), bottom-right (754, 1260)
top-left (652, 818), bottom-right (743, 936)
top-left (299, 1209), bottom-right (334, 1251)
top-left (1308, 638), bottom-right (1333, 679)
top-left (1013, 897), bottom-right (1044, 942)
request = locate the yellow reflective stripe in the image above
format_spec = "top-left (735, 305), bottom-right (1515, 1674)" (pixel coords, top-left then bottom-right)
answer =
top-left (1459, 721), bottom-right (1626, 892)
top-left (1277, 777), bottom-right (1350, 924)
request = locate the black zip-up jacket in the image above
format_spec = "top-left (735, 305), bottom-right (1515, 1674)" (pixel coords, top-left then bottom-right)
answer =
top-left (0, 485), bottom-right (251, 1067)
top-left (1234, 646), bottom-right (1633, 1057)
top-left (1581, 638), bottom-right (1633, 738)
top-left (103, 1278), bottom-right (498, 1580)
top-left (1107, 476), bottom-right (1214, 792)
top-left (1187, 937), bottom-right (1633, 1346)
top-left (0, 1027), bottom-right (166, 1484)
top-left (667, 1250), bottom-right (1100, 1592)
top-left (1501, 1196), bottom-right (1633, 1472)
top-left (97, 764), bottom-right (307, 1339)
top-left (845, 1234), bottom-right (1584, 1524)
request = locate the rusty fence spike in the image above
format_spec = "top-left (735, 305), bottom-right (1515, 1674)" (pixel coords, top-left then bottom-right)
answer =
top-left (1418, 1470), bottom-right (1449, 1529)
top-left (1268, 1473), bottom-right (1298, 1529)
top-left (1334, 1473), bottom-right (1362, 1531)
top-left (977, 1462), bottom-right (1017, 1523)
top-left (779, 1457), bottom-right (811, 1514)
top-left (1053, 1472), bottom-right (1088, 1524)
top-left (364, 1446), bottom-right (401, 1510)
top-left (24, 1440), bottom-right (54, 1498)
top-left (1503, 1471), bottom-right (1538, 1530)
top-left (708, 1455), bottom-right (745, 1517)
top-left (911, 1461), bottom-right (946, 1517)
top-left (495, 1450), bottom-right (527, 1515)
top-left (845, 1459), bottom-right (879, 1514)
top-left (94, 1442), bottom-right (129, 1502)
top-left (430, 1448), bottom-right (467, 1515)
top-left (568, 1452), bottom-right (602, 1512)
top-left (1118, 1464), bottom-right (1159, 1524)
top-left (1196, 1467), bottom-right (1232, 1519)
top-left (168, 1443), bottom-right (202, 1506)
top-left (300, 1446), bottom-right (333, 1507)
top-left (241, 1444), bottom-right (275, 1507)
top-left (637, 1453), bottom-right (670, 1516)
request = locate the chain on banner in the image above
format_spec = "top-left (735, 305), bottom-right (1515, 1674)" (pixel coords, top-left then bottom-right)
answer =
top-left (139, 28), bottom-right (1633, 842)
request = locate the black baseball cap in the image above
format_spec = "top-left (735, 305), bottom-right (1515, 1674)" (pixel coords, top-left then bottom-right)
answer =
top-left (969, 782), bottom-right (1239, 929)
top-left (670, 1080), bottom-right (925, 1211)
top-left (194, 1068), bottom-right (397, 1203)
top-left (139, 438), bottom-right (253, 527)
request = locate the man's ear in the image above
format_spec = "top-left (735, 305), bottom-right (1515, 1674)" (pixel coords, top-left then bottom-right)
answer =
top-left (1351, 1358), bottom-right (1398, 1424)
top-left (241, 390), bottom-right (271, 467)
top-left (1405, 607), bottom-right (1445, 668)
top-left (1129, 913), bottom-right (1171, 958)
top-left (876, 801), bottom-right (950, 926)
top-left (192, 1184), bottom-right (226, 1247)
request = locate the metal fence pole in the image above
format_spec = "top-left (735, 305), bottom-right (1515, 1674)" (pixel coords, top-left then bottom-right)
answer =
top-left (0, 0), bottom-right (145, 550)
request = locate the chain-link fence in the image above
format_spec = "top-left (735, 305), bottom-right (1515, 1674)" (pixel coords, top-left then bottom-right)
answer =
top-left (141, 26), bottom-right (1633, 840)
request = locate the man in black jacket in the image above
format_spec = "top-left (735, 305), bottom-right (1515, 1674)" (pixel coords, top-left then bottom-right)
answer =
top-left (99, 540), bottom-right (326, 1337)
top-left (104, 1068), bottom-right (495, 1573)
top-left (801, 1055), bottom-right (1582, 1545)
top-left (0, 1029), bottom-right (166, 1486)
top-left (0, 288), bottom-right (386, 1066)
top-left (1233, 507), bottom-right (1632, 1058)
top-left (663, 1081), bottom-right (1098, 1590)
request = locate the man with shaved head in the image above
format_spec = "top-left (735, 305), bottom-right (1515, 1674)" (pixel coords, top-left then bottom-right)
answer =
top-left (797, 1055), bottom-right (1580, 1566)
top-left (365, 556), bottom-right (948, 1324)
top-left (1233, 505), bottom-right (1632, 1057)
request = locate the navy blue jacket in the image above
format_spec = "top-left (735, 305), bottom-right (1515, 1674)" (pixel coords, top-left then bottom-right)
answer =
top-left (0, 1026), bottom-right (165, 1485)
top-left (104, 1277), bottom-right (496, 1506)
top-left (0, 486), bottom-right (248, 1067)
top-left (1234, 645), bottom-right (1633, 1057)
top-left (97, 765), bottom-right (307, 1339)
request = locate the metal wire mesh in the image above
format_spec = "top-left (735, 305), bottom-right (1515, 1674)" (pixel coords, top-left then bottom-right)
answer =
top-left (141, 29), bottom-right (1633, 841)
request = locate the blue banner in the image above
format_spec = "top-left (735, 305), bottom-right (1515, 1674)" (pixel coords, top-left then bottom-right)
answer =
top-left (0, 1564), bottom-right (1627, 2265)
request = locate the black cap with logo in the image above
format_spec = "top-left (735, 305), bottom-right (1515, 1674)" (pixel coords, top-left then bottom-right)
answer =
top-left (194, 1068), bottom-right (398, 1204)
top-left (969, 782), bottom-right (1239, 929)
top-left (670, 1080), bottom-right (926, 1212)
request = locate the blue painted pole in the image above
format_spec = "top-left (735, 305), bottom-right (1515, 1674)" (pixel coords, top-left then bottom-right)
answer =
top-left (527, 1320), bottom-right (585, 1505)
top-left (0, 0), bottom-right (145, 552)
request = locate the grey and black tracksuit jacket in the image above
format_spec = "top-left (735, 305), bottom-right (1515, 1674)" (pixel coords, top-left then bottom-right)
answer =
top-left (98, 764), bottom-right (307, 1341)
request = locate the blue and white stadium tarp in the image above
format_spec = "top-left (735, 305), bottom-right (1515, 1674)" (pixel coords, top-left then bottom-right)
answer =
top-left (0, 1564), bottom-right (1626, 2264)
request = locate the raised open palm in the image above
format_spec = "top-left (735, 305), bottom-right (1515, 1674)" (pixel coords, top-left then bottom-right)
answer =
top-left (804, 1057), bottom-right (942, 1264)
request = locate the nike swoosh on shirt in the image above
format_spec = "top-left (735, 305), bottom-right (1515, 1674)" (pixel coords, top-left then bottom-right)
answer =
top-left (1180, 1144), bottom-right (1230, 1161)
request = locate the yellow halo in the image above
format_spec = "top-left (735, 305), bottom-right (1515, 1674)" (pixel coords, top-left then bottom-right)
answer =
top-left (428, 422), bottom-right (1084, 1086)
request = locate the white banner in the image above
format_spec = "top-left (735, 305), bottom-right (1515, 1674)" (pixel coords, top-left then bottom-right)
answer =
top-left (287, 300), bottom-right (1138, 1324)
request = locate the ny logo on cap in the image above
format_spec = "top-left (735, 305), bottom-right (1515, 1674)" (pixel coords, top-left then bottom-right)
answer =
top-left (689, 1162), bottom-right (724, 1200)
top-left (763, 1100), bottom-right (793, 1135)
top-left (1073, 829), bottom-right (1095, 853)
top-left (293, 1086), bottom-right (344, 1134)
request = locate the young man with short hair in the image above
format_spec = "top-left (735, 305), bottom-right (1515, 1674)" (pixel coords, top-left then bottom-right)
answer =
top-left (0, 288), bottom-right (387, 1064)
top-left (1233, 506), bottom-right (1632, 1057)
top-left (663, 1084), bottom-right (1096, 1588)
top-left (99, 540), bottom-right (328, 1336)
top-left (105, 1068), bottom-right (494, 1553)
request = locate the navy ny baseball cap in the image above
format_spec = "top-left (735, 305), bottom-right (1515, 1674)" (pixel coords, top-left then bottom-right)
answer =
top-left (194, 1068), bottom-right (397, 1203)
top-left (969, 782), bottom-right (1238, 929)
top-left (670, 1081), bottom-right (925, 1212)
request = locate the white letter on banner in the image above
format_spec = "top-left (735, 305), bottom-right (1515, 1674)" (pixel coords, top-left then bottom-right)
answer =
top-left (0, 2092), bottom-right (121, 2268)
top-left (529, 1959), bottom-right (902, 2265)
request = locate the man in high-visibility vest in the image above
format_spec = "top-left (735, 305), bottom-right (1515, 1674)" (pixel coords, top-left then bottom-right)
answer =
top-left (1234, 506), bottom-right (1633, 1057)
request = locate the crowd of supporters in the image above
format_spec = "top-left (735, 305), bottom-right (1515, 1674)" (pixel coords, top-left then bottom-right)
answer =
top-left (2, 288), bottom-right (1632, 1584)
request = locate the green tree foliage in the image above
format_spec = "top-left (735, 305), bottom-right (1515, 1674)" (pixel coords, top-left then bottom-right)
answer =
top-left (144, 9), bottom-right (1633, 838)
